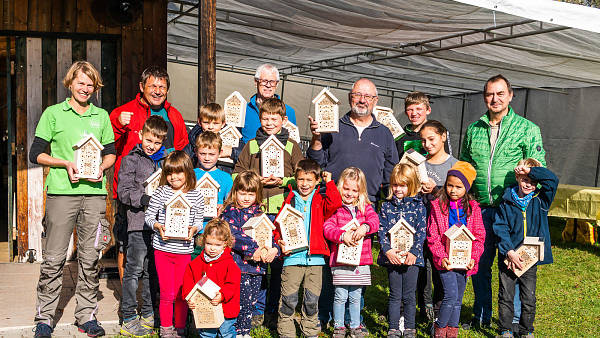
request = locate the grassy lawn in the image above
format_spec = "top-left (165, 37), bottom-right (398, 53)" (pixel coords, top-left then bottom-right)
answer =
top-left (250, 217), bottom-right (600, 337)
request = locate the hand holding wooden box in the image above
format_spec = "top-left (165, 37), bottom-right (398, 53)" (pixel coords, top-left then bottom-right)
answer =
top-left (400, 149), bottom-right (429, 183)
top-left (388, 218), bottom-right (416, 264)
top-left (504, 237), bottom-right (545, 277)
top-left (444, 224), bottom-right (475, 270)
top-left (336, 219), bottom-right (363, 266)
top-left (242, 214), bottom-right (276, 250)
top-left (164, 192), bottom-right (192, 239)
top-left (185, 276), bottom-right (225, 329)
top-left (313, 88), bottom-right (340, 133)
top-left (73, 134), bottom-right (104, 179)
top-left (275, 204), bottom-right (308, 253)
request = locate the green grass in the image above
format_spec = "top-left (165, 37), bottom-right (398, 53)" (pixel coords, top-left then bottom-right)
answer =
top-left (249, 217), bottom-right (600, 337)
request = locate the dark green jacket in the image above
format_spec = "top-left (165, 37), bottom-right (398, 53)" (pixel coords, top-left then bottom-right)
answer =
top-left (460, 106), bottom-right (546, 206)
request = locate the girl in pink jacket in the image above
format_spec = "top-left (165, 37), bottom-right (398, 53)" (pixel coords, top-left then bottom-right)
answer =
top-left (323, 167), bottom-right (379, 338)
top-left (427, 161), bottom-right (485, 338)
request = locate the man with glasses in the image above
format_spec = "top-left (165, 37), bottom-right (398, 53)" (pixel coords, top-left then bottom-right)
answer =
top-left (241, 64), bottom-right (297, 144)
top-left (308, 78), bottom-right (398, 203)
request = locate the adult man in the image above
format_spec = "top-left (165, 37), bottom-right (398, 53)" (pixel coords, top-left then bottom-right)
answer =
top-left (110, 66), bottom-right (189, 281)
top-left (308, 78), bottom-right (398, 202)
top-left (240, 64), bottom-right (297, 144)
top-left (460, 74), bottom-right (546, 328)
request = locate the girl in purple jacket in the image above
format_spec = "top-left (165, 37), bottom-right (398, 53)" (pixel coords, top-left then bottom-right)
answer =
top-left (323, 167), bottom-right (380, 338)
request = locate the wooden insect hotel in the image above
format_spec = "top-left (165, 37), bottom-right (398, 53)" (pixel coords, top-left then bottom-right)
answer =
top-left (164, 192), bottom-right (192, 239)
top-left (282, 119), bottom-right (301, 143)
top-left (444, 225), bottom-right (475, 269)
top-left (242, 214), bottom-right (276, 251)
top-left (504, 236), bottom-right (545, 277)
top-left (143, 168), bottom-right (162, 196)
top-left (312, 87), bottom-right (340, 133)
top-left (373, 106), bottom-right (405, 140)
top-left (195, 172), bottom-right (220, 219)
top-left (223, 91), bottom-right (247, 128)
top-left (185, 276), bottom-right (225, 329)
top-left (218, 124), bottom-right (243, 164)
top-left (274, 204), bottom-right (308, 253)
top-left (400, 148), bottom-right (429, 183)
top-left (388, 218), bottom-right (416, 264)
top-left (260, 135), bottom-right (286, 178)
top-left (336, 219), bottom-right (363, 266)
top-left (72, 134), bottom-right (104, 179)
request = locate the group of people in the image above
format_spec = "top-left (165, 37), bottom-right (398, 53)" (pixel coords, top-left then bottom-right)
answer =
top-left (29, 60), bottom-right (557, 338)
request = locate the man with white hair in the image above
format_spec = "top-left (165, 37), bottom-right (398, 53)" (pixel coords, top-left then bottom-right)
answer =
top-left (240, 63), bottom-right (297, 144)
top-left (308, 78), bottom-right (398, 202)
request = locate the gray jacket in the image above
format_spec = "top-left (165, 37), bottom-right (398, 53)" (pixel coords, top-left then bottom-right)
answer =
top-left (117, 144), bottom-right (160, 232)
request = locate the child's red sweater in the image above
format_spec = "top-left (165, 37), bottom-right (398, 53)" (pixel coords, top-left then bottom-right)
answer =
top-left (182, 247), bottom-right (241, 319)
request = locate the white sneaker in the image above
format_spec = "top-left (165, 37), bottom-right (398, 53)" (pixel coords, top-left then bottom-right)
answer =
top-left (399, 315), bottom-right (405, 333)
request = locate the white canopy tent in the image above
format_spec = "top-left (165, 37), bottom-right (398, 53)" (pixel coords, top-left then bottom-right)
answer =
top-left (166, 0), bottom-right (600, 186)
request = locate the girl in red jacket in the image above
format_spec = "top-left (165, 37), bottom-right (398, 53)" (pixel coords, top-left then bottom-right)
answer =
top-left (323, 167), bottom-right (380, 338)
top-left (427, 161), bottom-right (485, 338)
top-left (182, 219), bottom-right (241, 338)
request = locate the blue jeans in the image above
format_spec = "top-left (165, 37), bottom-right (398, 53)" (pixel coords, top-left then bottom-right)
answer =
top-left (514, 284), bottom-right (521, 323)
top-left (121, 231), bottom-right (156, 319)
top-left (333, 286), bottom-right (362, 329)
top-left (437, 270), bottom-right (467, 328)
top-left (198, 318), bottom-right (237, 338)
top-left (471, 206), bottom-right (497, 324)
top-left (388, 265), bottom-right (419, 330)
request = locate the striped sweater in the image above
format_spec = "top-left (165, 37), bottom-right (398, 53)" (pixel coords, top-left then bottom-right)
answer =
top-left (145, 185), bottom-right (204, 254)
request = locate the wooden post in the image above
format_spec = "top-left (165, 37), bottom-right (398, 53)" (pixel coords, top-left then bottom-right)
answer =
top-left (198, 0), bottom-right (216, 107)
top-left (15, 37), bottom-right (28, 262)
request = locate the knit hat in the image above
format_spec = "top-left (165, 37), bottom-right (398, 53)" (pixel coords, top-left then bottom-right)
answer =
top-left (447, 161), bottom-right (477, 191)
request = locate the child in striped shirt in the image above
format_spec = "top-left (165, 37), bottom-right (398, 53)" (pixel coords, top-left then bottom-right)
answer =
top-left (323, 167), bottom-right (380, 338)
top-left (144, 150), bottom-right (204, 337)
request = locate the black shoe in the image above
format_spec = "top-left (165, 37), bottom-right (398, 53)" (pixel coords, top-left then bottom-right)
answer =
top-left (77, 319), bottom-right (106, 337)
top-left (34, 323), bottom-right (53, 338)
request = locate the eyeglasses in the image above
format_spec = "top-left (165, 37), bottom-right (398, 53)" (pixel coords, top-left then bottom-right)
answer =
top-left (350, 92), bottom-right (377, 101)
top-left (257, 79), bottom-right (279, 87)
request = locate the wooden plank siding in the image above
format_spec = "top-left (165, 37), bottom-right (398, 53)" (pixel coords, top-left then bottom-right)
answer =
top-left (1, 0), bottom-right (169, 260)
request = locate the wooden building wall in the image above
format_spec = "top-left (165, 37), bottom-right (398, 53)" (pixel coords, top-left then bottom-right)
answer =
top-left (1, 0), bottom-right (168, 261)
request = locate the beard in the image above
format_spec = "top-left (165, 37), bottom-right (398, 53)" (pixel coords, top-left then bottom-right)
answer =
top-left (351, 105), bottom-right (371, 117)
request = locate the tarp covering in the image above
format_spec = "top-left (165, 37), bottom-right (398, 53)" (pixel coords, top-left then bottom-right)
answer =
top-left (168, 0), bottom-right (600, 97)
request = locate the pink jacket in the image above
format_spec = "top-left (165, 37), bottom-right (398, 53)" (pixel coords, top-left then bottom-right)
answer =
top-left (427, 199), bottom-right (486, 276)
top-left (323, 204), bottom-right (380, 267)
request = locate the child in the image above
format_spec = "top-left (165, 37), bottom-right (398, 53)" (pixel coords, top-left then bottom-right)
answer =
top-left (418, 119), bottom-right (458, 321)
top-left (233, 97), bottom-right (305, 214)
top-left (117, 115), bottom-right (168, 336)
top-left (182, 219), bottom-right (241, 338)
top-left (323, 167), bottom-right (380, 338)
top-left (493, 159), bottom-right (558, 338)
top-left (427, 161), bottom-right (485, 338)
top-left (275, 159), bottom-right (342, 338)
top-left (184, 102), bottom-right (243, 173)
top-left (377, 163), bottom-right (427, 338)
top-left (396, 92), bottom-right (451, 159)
top-left (144, 150), bottom-right (204, 337)
top-left (192, 131), bottom-right (234, 258)
top-left (220, 171), bottom-right (280, 337)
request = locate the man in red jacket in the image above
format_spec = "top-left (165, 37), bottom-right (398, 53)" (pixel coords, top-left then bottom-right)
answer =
top-left (110, 66), bottom-right (189, 280)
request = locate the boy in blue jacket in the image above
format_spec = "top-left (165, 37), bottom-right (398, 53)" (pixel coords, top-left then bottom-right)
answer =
top-left (493, 158), bottom-right (559, 338)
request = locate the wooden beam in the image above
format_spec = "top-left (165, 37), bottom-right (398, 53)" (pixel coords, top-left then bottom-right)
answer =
top-left (26, 37), bottom-right (43, 262)
top-left (143, 0), bottom-right (167, 70)
top-left (86, 39), bottom-right (101, 106)
top-left (56, 38), bottom-right (72, 102)
top-left (15, 37), bottom-right (28, 261)
top-left (198, 0), bottom-right (216, 106)
top-left (121, 15), bottom-right (143, 102)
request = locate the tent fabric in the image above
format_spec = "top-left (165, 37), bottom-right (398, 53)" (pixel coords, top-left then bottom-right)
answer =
top-left (167, 0), bottom-right (600, 97)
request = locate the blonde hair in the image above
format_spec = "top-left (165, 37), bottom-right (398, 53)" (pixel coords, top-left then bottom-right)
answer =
top-left (404, 91), bottom-right (430, 110)
top-left (198, 103), bottom-right (225, 123)
top-left (195, 131), bottom-right (222, 152)
top-left (517, 158), bottom-right (543, 168)
top-left (337, 167), bottom-right (370, 212)
top-left (223, 171), bottom-right (264, 210)
top-left (63, 61), bottom-right (103, 92)
top-left (159, 151), bottom-right (196, 193)
top-left (199, 219), bottom-right (234, 248)
top-left (388, 163), bottom-right (420, 199)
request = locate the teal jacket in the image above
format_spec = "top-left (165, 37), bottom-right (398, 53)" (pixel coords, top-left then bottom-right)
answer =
top-left (460, 106), bottom-right (546, 206)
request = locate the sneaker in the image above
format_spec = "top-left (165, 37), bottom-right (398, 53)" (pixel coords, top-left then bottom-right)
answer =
top-left (33, 323), bottom-right (53, 338)
top-left (496, 331), bottom-right (514, 338)
top-left (160, 326), bottom-right (178, 338)
top-left (120, 317), bottom-right (153, 337)
top-left (349, 327), bottom-right (367, 338)
top-left (77, 320), bottom-right (105, 337)
top-left (404, 328), bottom-right (417, 338)
top-left (140, 314), bottom-right (156, 330)
top-left (398, 315), bottom-right (405, 333)
top-left (333, 327), bottom-right (347, 338)
top-left (387, 329), bottom-right (402, 338)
